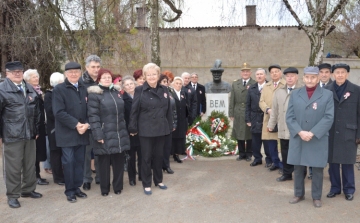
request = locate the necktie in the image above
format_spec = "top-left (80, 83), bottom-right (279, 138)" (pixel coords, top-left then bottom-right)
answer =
top-left (288, 87), bottom-right (293, 92)
top-left (73, 83), bottom-right (78, 89)
top-left (17, 84), bottom-right (24, 93)
top-left (259, 87), bottom-right (262, 93)
top-left (243, 81), bottom-right (246, 86)
top-left (193, 84), bottom-right (196, 90)
top-left (321, 83), bottom-right (325, 87)
top-left (274, 82), bottom-right (277, 88)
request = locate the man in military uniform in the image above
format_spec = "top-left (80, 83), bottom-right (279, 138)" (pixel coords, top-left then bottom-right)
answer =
top-left (229, 63), bottom-right (256, 161)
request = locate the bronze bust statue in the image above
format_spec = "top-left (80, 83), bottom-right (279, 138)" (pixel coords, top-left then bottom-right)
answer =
top-left (205, 59), bottom-right (231, 93)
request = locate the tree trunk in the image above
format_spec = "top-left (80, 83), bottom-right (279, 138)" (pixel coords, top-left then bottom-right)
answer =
top-left (149, 0), bottom-right (161, 66)
top-left (309, 33), bottom-right (325, 66)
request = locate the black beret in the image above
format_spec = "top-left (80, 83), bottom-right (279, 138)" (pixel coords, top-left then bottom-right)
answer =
top-left (283, 67), bottom-right (298, 74)
top-left (318, 63), bottom-right (331, 71)
top-left (5, 61), bottom-right (23, 71)
top-left (65, 62), bottom-right (81, 71)
top-left (268, 64), bottom-right (281, 72)
top-left (332, 63), bottom-right (350, 73)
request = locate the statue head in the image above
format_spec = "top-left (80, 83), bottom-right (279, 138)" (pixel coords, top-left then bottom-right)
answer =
top-left (210, 59), bottom-right (224, 83)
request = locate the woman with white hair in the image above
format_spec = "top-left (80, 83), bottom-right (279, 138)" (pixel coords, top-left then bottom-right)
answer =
top-left (43, 72), bottom-right (65, 185)
top-left (24, 69), bottom-right (49, 185)
top-left (129, 63), bottom-right (173, 195)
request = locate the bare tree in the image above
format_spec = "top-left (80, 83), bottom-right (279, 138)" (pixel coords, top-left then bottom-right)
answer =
top-left (282, 0), bottom-right (349, 65)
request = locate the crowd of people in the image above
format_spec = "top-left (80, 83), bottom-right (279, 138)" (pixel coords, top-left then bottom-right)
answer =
top-left (0, 55), bottom-right (206, 208)
top-left (0, 55), bottom-right (359, 209)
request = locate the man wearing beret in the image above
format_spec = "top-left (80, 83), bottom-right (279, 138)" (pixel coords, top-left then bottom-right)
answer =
top-left (318, 63), bottom-right (333, 87)
top-left (53, 61), bottom-right (90, 203)
top-left (229, 63), bottom-right (256, 161)
top-left (325, 63), bottom-right (360, 201)
top-left (0, 61), bottom-right (43, 208)
top-left (268, 67), bottom-right (302, 182)
top-left (286, 66), bottom-right (334, 208)
top-left (259, 64), bottom-right (285, 171)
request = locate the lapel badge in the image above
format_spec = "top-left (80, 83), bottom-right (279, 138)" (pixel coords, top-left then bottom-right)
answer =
top-left (312, 102), bottom-right (317, 110)
top-left (164, 93), bottom-right (168, 98)
top-left (85, 97), bottom-right (88, 103)
top-left (181, 95), bottom-right (184, 99)
top-left (344, 92), bottom-right (350, 100)
top-left (188, 89), bottom-right (191, 93)
top-left (246, 85), bottom-right (250, 90)
top-left (118, 94), bottom-right (121, 98)
top-left (28, 96), bottom-right (33, 101)
top-left (199, 90), bottom-right (202, 94)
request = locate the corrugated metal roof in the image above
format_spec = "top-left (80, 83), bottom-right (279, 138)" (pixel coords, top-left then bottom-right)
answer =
top-left (159, 25), bottom-right (306, 30)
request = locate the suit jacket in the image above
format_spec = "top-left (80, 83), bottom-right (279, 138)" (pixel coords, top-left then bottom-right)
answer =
top-left (245, 82), bottom-right (266, 133)
top-left (170, 88), bottom-right (188, 138)
top-left (183, 85), bottom-right (197, 125)
top-left (229, 78), bottom-right (256, 140)
top-left (325, 80), bottom-right (360, 164)
top-left (286, 86), bottom-right (334, 167)
top-left (319, 78), bottom-right (333, 87)
top-left (259, 79), bottom-right (286, 140)
top-left (188, 82), bottom-right (206, 115)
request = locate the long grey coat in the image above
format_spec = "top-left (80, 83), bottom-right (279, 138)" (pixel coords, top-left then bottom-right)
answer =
top-left (325, 80), bottom-right (360, 164)
top-left (286, 86), bottom-right (334, 168)
top-left (229, 78), bottom-right (256, 140)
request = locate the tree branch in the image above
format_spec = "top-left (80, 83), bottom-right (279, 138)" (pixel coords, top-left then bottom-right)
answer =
top-left (305, 0), bottom-right (316, 22)
top-left (162, 0), bottom-right (182, 22)
top-left (282, 0), bottom-right (311, 36)
top-left (322, 0), bottom-right (349, 28)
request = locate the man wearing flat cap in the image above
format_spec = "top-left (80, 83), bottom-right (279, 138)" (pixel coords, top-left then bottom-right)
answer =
top-left (286, 66), bottom-right (334, 208)
top-left (324, 63), bottom-right (360, 201)
top-left (259, 64), bottom-right (285, 171)
top-left (229, 63), bottom-right (256, 161)
top-left (0, 61), bottom-right (43, 208)
top-left (53, 61), bottom-right (90, 203)
top-left (268, 67), bottom-right (302, 182)
top-left (318, 63), bottom-right (333, 87)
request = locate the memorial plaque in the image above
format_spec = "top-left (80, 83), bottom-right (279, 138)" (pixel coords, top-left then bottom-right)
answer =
top-left (206, 93), bottom-right (229, 116)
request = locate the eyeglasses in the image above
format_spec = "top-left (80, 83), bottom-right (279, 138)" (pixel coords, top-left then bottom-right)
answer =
top-left (123, 83), bottom-right (135, 87)
top-left (9, 70), bottom-right (23, 74)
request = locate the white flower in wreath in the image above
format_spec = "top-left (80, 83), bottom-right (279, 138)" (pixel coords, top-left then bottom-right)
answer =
top-left (208, 150), bottom-right (212, 154)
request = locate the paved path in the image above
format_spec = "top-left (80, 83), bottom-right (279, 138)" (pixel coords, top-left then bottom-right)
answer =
top-left (1, 155), bottom-right (360, 223)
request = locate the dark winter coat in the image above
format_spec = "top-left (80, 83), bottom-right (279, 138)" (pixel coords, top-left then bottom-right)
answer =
top-left (35, 94), bottom-right (47, 161)
top-left (87, 85), bottom-right (130, 155)
top-left (187, 82), bottom-right (206, 115)
top-left (170, 88), bottom-right (188, 139)
top-left (183, 85), bottom-right (197, 125)
top-left (123, 92), bottom-right (140, 147)
top-left (325, 80), bottom-right (360, 164)
top-left (52, 78), bottom-right (89, 147)
top-left (168, 87), bottom-right (178, 130)
top-left (0, 78), bottom-right (40, 143)
top-left (44, 90), bottom-right (60, 150)
top-left (79, 71), bottom-right (97, 89)
top-left (245, 82), bottom-right (265, 134)
top-left (128, 82), bottom-right (172, 137)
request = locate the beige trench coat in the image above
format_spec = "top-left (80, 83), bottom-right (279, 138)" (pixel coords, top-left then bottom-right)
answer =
top-left (259, 79), bottom-right (286, 140)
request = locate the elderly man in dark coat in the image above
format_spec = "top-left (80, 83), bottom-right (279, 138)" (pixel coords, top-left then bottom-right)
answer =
top-left (325, 63), bottom-right (360, 201)
top-left (230, 63), bottom-right (256, 161)
top-left (286, 66), bottom-right (334, 208)
top-left (245, 68), bottom-right (268, 166)
top-left (53, 62), bottom-right (90, 203)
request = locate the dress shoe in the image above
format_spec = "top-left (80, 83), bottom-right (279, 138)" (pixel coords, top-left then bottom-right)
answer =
top-left (8, 198), bottom-right (21, 208)
top-left (173, 155), bottom-right (183, 163)
top-left (83, 182), bottom-right (91, 190)
top-left (95, 181), bottom-right (100, 185)
top-left (21, 191), bottom-right (43, 198)
top-left (268, 164), bottom-right (279, 171)
top-left (115, 190), bottom-right (121, 195)
top-left (163, 167), bottom-right (174, 174)
top-left (102, 193), bottom-right (108, 196)
top-left (37, 178), bottom-right (49, 185)
top-left (45, 168), bottom-right (53, 174)
top-left (276, 175), bottom-right (292, 182)
top-left (345, 194), bottom-right (354, 201)
top-left (264, 163), bottom-right (272, 168)
top-left (327, 192), bottom-right (340, 198)
top-left (313, 199), bottom-right (322, 208)
top-left (57, 181), bottom-right (65, 186)
top-left (245, 157), bottom-right (252, 162)
top-left (144, 188), bottom-right (152, 195)
top-left (67, 195), bottom-right (77, 203)
top-left (236, 156), bottom-right (246, 161)
top-left (250, 161), bottom-right (262, 167)
top-left (156, 184), bottom-right (167, 190)
top-left (129, 180), bottom-right (136, 186)
top-left (289, 196), bottom-right (305, 204)
top-left (75, 191), bottom-right (87, 198)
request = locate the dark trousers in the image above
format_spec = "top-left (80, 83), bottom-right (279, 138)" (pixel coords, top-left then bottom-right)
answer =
top-left (251, 133), bottom-right (265, 163)
top-left (139, 136), bottom-right (165, 188)
top-left (238, 139), bottom-right (252, 158)
top-left (163, 133), bottom-right (172, 169)
top-left (50, 149), bottom-right (64, 183)
top-left (294, 165), bottom-right (323, 200)
top-left (98, 153), bottom-right (124, 194)
top-left (35, 161), bottom-right (41, 179)
top-left (61, 145), bottom-right (85, 196)
top-left (128, 145), bottom-right (142, 182)
top-left (329, 163), bottom-right (355, 194)
top-left (3, 140), bottom-right (37, 198)
top-left (280, 139), bottom-right (294, 178)
top-left (263, 140), bottom-right (282, 168)
top-left (84, 134), bottom-right (99, 184)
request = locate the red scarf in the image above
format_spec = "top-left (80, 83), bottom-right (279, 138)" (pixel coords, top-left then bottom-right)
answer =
top-left (306, 85), bottom-right (317, 99)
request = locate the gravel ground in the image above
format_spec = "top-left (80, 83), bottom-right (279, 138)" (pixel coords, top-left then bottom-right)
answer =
top-left (1, 154), bottom-right (360, 223)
